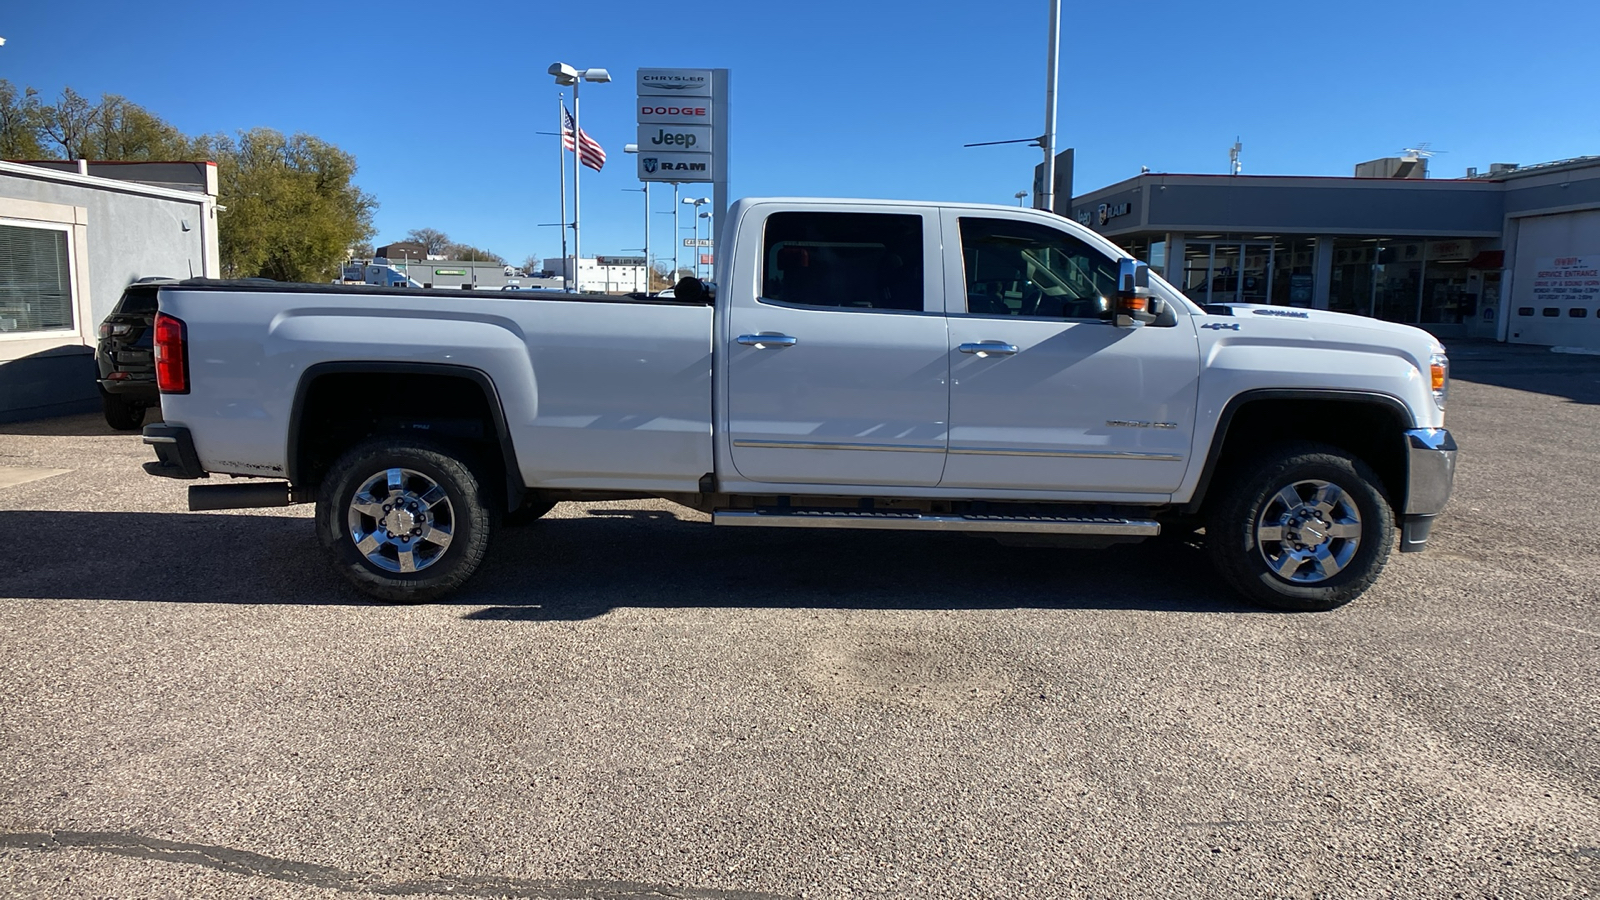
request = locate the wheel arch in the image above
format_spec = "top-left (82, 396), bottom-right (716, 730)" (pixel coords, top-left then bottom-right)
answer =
top-left (287, 361), bottom-right (523, 513)
top-left (1184, 389), bottom-right (1414, 517)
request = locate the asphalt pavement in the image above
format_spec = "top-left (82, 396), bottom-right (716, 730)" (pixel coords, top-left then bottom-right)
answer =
top-left (1, 340), bottom-right (1596, 899)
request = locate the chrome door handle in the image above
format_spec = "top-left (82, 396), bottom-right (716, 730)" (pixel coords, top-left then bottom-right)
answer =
top-left (737, 333), bottom-right (798, 348)
top-left (958, 341), bottom-right (1019, 357)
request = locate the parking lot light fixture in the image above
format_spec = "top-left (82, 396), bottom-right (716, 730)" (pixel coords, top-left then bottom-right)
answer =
top-left (549, 62), bottom-right (610, 285)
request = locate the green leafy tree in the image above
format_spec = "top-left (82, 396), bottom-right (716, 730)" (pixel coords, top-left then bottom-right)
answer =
top-left (84, 95), bottom-right (197, 160)
top-left (6, 81), bottom-right (379, 283)
top-left (0, 80), bottom-right (46, 158)
top-left (210, 128), bottom-right (377, 282)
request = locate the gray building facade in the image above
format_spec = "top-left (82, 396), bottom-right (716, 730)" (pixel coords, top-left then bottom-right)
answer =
top-left (1071, 157), bottom-right (1600, 351)
top-left (0, 160), bottom-right (220, 421)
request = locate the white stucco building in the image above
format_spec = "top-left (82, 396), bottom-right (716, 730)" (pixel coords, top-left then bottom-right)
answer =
top-left (0, 160), bottom-right (220, 421)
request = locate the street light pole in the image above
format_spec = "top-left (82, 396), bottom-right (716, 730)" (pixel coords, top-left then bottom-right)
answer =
top-left (1040, 0), bottom-right (1060, 212)
top-left (682, 196), bottom-right (710, 279)
top-left (549, 62), bottom-right (611, 293)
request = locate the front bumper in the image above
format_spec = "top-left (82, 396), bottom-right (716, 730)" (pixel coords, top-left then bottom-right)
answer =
top-left (142, 424), bottom-right (207, 479)
top-left (1399, 427), bottom-right (1457, 552)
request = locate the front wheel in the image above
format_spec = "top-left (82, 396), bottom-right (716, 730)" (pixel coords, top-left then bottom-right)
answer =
top-left (315, 439), bottom-right (493, 603)
top-left (1206, 443), bottom-right (1394, 611)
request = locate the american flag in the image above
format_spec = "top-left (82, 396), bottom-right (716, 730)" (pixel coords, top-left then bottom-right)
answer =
top-left (562, 105), bottom-right (606, 172)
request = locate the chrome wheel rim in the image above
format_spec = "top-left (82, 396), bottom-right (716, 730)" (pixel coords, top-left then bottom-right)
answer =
top-left (1255, 478), bottom-right (1362, 584)
top-left (346, 467), bottom-right (455, 574)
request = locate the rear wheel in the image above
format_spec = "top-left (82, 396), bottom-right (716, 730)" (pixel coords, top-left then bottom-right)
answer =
top-left (101, 390), bottom-right (146, 431)
top-left (1206, 443), bottom-right (1394, 611)
top-left (315, 439), bottom-right (492, 603)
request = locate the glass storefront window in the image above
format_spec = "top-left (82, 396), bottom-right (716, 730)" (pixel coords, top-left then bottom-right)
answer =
top-left (1329, 237), bottom-right (1480, 322)
top-left (1177, 235), bottom-right (1296, 306)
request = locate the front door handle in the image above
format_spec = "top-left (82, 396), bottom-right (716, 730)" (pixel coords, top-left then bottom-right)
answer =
top-left (737, 333), bottom-right (798, 348)
top-left (958, 341), bottom-right (1019, 357)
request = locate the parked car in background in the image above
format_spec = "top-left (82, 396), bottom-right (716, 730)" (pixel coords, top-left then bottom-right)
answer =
top-left (95, 278), bottom-right (171, 430)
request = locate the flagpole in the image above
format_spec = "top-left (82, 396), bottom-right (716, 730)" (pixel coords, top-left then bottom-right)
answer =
top-left (557, 93), bottom-right (569, 292)
top-left (573, 81), bottom-right (582, 292)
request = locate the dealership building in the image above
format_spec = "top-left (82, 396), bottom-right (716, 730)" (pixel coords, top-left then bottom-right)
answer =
top-left (1070, 155), bottom-right (1600, 351)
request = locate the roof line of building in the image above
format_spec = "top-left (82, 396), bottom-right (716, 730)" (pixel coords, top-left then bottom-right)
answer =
top-left (0, 160), bottom-right (217, 204)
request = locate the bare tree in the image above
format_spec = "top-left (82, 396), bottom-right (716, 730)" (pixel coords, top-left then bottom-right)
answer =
top-left (404, 228), bottom-right (452, 256)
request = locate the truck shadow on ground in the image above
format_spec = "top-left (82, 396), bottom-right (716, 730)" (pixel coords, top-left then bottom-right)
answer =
top-left (0, 506), bottom-right (1258, 616)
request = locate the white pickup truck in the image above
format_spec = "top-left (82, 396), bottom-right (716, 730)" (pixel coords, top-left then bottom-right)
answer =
top-left (141, 198), bottom-right (1456, 611)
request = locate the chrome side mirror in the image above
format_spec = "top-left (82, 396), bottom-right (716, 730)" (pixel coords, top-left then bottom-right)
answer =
top-left (1115, 258), bottom-right (1154, 328)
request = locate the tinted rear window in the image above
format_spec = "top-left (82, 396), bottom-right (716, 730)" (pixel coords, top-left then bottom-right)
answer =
top-left (760, 211), bottom-right (924, 312)
top-left (115, 286), bottom-right (160, 315)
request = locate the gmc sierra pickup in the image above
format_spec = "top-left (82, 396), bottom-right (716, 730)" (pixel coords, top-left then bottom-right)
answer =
top-left (141, 198), bottom-right (1457, 611)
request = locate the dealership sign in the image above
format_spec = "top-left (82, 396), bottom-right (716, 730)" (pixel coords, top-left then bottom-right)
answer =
top-left (637, 68), bottom-right (716, 183)
top-left (637, 70), bottom-right (711, 97)
top-left (638, 124), bottom-right (712, 152)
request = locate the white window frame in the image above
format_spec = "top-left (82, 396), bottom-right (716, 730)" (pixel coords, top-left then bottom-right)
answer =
top-left (0, 210), bottom-right (90, 361)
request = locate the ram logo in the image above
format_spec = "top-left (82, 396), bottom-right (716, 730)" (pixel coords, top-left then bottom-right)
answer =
top-left (642, 157), bottom-right (659, 174)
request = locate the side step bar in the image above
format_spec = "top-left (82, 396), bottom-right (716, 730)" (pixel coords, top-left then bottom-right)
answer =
top-left (713, 508), bottom-right (1159, 536)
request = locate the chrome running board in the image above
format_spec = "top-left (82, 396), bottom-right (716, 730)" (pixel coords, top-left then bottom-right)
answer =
top-left (712, 508), bottom-right (1160, 536)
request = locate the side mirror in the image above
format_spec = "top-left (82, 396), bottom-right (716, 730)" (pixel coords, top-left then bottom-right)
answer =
top-left (1115, 258), bottom-right (1155, 328)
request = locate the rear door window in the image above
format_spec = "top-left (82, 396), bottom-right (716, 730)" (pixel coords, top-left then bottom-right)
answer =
top-left (760, 212), bottom-right (924, 312)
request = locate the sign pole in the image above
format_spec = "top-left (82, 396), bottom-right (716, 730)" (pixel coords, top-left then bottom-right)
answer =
top-left (557, 93), bottom-right (569, 292)
top-left (711, 68), bottom-right (729, 284)
top-left (572, 81), bottom-right (582, 291)
top-left (1039, 0), bottom-right (1059, 212)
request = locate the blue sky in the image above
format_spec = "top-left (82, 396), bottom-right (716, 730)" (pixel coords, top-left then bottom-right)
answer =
top-left (4, 0), bottom-right (1598, 269)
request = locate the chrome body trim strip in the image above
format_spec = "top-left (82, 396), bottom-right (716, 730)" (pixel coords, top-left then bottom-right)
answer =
top-left (731, 439), bottom-right (945, 454)
top-left (1403, 427), bottom-right (1457, 516)
top-left (713, 509), bottom-right (1160, 536)
top-left (949, 446), bottom-right (1184, 461)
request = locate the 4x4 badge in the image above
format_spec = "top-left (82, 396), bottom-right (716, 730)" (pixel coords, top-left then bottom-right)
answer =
top-left (1201, 322), bottom-right (1241, 330)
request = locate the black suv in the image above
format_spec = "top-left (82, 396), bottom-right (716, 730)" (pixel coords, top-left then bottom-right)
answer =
top-left (95, 279), bottom-right (171, 430)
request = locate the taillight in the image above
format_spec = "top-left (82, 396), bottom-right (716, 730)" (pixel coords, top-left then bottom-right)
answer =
top-left (153, 312), bottom-right (189, 393)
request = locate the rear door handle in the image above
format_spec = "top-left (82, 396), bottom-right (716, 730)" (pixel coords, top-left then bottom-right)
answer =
top-left (737, 334), bottom-right (798, 348)
top-left (958, 341), bottom-right (1019, 357)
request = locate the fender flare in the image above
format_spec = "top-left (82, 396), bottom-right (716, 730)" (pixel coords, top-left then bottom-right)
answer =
top-left (286, 361), bottom-right (524, 512)
top-left (1180, 388), bottom-right (1414, 515)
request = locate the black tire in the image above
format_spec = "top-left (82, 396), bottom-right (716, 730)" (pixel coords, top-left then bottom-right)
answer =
top-left (1205, 442), bottom-right (1394, 612)
top-left (102, 390), bottom-right (146, 431)
top-left (315, 439), bottom-right (493, 603)
top-left (501, 498), bottom-right (557, 527)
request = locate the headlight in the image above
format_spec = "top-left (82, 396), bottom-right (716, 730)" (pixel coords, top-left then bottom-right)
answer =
top-left (1429, 349), bottom-right (1449, 410)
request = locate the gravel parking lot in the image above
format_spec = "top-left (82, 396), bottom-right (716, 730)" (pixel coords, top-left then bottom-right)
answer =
top-left (1, 340), bottom-right (1596, 899)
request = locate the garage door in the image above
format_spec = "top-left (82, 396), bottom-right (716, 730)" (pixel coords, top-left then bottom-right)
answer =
top-left (1508, 210), bottom-right (1600, 351)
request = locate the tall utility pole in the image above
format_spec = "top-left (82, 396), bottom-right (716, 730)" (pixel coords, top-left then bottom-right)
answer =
top-left (556, 94), bottom-right (570, 292)
top-left (1039, 0), bottom-right (1060, 212)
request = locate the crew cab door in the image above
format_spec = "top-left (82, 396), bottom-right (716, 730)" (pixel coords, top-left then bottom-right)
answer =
top-left (721, 206), bottom-right (949, 487)
top-left (937, 209), bottom-right (1200, 494)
